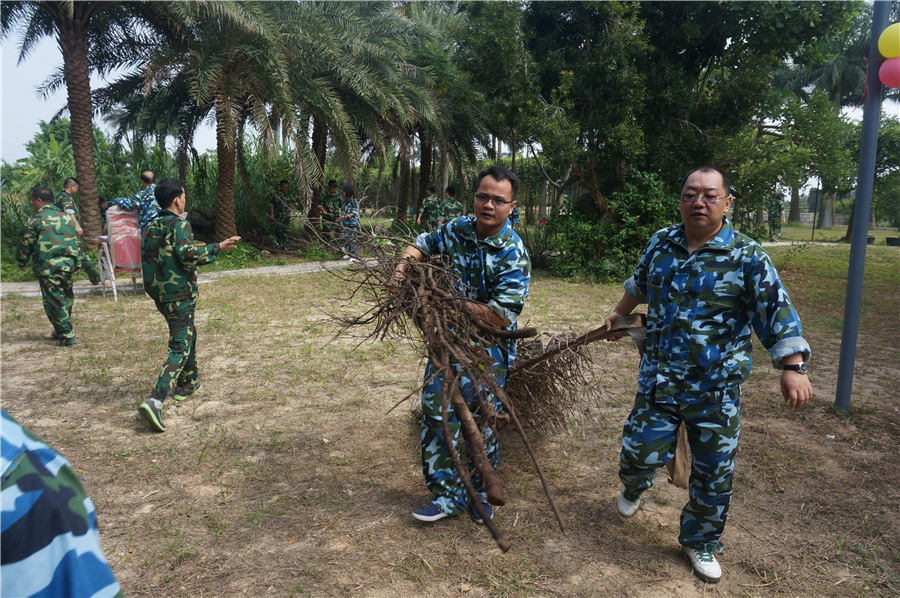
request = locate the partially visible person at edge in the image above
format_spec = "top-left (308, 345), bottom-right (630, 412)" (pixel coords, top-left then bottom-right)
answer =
top-left (1, 410), bottom-right (124, 598)
top-left (270, 179), bottom-right (294, 249)
top-left (416, 184), bottom-right (441, 230)
top-left (509, 204), bottom-right (521, 230)
top-left (107, 170), bottom-right (160, 231)
top-left (319, 180), bottom-right (342, 235)
top-left (439, 186), bottom-right (463, 225)
top-left (391, 165), bottom-right (530, 525)
top-left (603, 166), bottom-right (812, 584)
top-left (16, 186), bottom-right (89, 347)
top-left (138, 178), bottom-right (240, 433)
top-left (337, 184), bottom-right (360, 259)
top-left (768, 191), bottom-right (785, 242)
top-left (55, 177), bottom-right (101, 284)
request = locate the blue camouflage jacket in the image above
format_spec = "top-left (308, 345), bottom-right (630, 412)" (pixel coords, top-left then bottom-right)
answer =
top-left (1, 411), bottom-right (123, 598)
top-left (110, 184), bottom-right (160, 231)
top-left (416, 216), bottom-right (531, 367)
top-left (624, 217), bottom-right (810, 403)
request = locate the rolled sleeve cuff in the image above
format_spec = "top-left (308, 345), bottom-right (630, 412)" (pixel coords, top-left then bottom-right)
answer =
top-left (488, 299), bottom-right (518, 326)
top-left (623, 276), bottom-right (648, 303)
top-left (65, 209), bottom-right (76, 215)
top-left (770, 337), bottom-right (811, 368)
top-left (414, 232), bottom-right (432, 255)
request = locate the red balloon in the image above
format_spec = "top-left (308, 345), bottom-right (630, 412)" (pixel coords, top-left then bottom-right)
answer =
top-left (880, 56), bottom-right (900, 88)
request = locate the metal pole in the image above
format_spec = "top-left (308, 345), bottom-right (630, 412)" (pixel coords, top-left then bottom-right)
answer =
top-left (834, 0), bottom-right (889, 413)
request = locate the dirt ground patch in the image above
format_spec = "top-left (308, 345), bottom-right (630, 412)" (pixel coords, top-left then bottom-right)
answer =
top-left (2, 259), bottom-right (898, 597)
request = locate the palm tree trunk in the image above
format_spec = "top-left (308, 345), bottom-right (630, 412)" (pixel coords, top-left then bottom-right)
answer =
top-left (418, 127), bottom-right (432, 202)
top-left (439, 146), bottom-right (449, 193)
top-left (236, 122), bottom-right (256, 213)
top-left (58, 23), bottom-right (101, 248)
top-left (398, 140), bottom-right (410, 222)
top-left (788, 186), bottom-right (801, 223)
top-left (215, 104), bottom-right (238, 239)
top-left (309, 117), bottom-right (328, 219)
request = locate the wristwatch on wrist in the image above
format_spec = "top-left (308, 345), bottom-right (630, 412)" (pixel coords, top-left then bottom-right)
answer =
top-left (782, 361), bottom-right (809, 374)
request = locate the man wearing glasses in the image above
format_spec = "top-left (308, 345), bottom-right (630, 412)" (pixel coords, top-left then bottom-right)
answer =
top-left (603, 167), bottom-right (812, 583)
top-left (392, 165), bottom-right (530, 525)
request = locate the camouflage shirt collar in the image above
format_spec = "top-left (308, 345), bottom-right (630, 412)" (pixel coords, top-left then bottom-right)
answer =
top-left (39, 204), bottom-right (64, 214)
top-left (461, 216), bottom-right (516, 250)
top-left (667, 215), bottom-right (736, 252)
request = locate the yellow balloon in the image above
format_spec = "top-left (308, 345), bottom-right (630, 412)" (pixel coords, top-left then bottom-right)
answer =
top-left (879, 23), bottom-right (900, 59)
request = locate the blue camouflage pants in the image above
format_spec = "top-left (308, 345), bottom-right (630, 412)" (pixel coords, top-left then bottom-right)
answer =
top-left (38, 271), bottom-right (75, 342)
top-left (151, 299), bottom-right (198, 402)
top-left (420, 360), bottom-right (506, 515)
top-left (618, 388), bottom-right (741, 552)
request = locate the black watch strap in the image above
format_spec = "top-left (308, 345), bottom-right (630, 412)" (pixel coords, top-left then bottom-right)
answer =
top-left (782, 361), bottom-right (809, 374)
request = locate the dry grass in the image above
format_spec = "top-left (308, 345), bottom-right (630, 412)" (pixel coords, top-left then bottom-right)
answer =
top-left (1, 247), bottom-right (898, 597)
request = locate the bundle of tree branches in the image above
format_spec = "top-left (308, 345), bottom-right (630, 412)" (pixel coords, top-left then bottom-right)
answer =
top-left (507, 314), bottom-right (646, 433)
top-left (329, 231), bottom-right (569, 552)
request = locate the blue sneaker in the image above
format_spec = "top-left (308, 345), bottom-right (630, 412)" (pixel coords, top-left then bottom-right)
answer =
top-left (470, 502), bottom-right (493, 525)
top-left (412, 503), bottom-right (449, 522)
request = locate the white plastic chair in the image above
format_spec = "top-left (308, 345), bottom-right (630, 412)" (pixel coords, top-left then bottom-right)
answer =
top-left (96, 206), bottom-right (141, 301)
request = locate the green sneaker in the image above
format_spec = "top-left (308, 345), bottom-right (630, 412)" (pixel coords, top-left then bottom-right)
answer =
top-left (138, 399), bottom-right (166, 432)
top-left (172, 383), bottom-right (201, 402)
top-left (58, 337), bottom-right (76, 347)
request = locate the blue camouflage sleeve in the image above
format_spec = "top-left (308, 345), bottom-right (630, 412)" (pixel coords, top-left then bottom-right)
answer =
top-left (745, 250), bottom-right (811, 367)
top-left (625, 231), bottom-right (662, 303)
top-left (486, 245), bottom-right (530, 325)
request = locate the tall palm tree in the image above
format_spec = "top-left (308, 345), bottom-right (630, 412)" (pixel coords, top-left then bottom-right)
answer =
top-left (2, 1), bottom-right (145, 246)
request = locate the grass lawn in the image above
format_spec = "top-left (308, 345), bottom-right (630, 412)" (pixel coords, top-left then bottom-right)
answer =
top-left (777, 222), bottom-right (900, 245)
top-left (2, 242), bottom-right (898, 597)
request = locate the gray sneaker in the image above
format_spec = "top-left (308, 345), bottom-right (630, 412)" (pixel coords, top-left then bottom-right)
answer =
top-left (138, 399), bottom-right (166, 432)
top-left (172, 383), bottom-right (201, 402)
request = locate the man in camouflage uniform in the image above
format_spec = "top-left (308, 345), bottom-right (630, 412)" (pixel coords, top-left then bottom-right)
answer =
top-left (439, 186), bottom-right (463, 224)
top-left (55, 177), bottom-right (101, 284)
top-left (416, 184), bottom-right (441, 230)
top-left (393, 165), bottom-right (530, 524)
top-left (1, 410), bottom-right (123, 598)
top-left (604, 167), bottom-right (812, 583)
top-left (16, 186), bottom-right (87, 346)
top-left (138, 178), bottom-right (240, 432)
top-left (337, 184), bottom-right (360, 258)
top-left (107, 170), bottom-right (160, 231)
top-left (319, 180), bottom-right (342, 235)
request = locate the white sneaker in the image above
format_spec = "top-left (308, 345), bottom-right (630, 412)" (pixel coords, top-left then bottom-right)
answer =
top-left (342, 255), bottom-right (351, 260)
top-left (617, 488), bottom-right (641, 517)
top-left (683, 547), bottom-right (722, 583)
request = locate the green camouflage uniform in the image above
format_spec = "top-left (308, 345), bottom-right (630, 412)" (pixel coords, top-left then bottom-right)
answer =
top-left (16, 204), bottom-right (84, 343)
top-left (142, 211), bottom-right (221, 402)
top-left (440, 197), bottom-right (463, 222)
top-left (320, 191), bottom-right (343, 234)
top-left (1, 410), bottom-right (123, 598)
top-left (419, 194), bottom-right (442, 229)
top-left (55, 189), bottom-right (101, 284)
top-left (270, 191), bottom-right (294, 247)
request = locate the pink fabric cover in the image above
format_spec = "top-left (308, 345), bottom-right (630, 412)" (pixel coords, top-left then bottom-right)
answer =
top-left (106, 206), bottom-right (141, 271)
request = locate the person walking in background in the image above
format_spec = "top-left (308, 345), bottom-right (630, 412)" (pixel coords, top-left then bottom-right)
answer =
top-left (138, 178), bottom-right (240, 432)
top-left (55, 177), bottom-right (101, 284)
top-left (338, 184), bottom-right (360, 259)
top-left (417, 184), bottom-right (441, 230)
top-left (319, 180), bottom-right (343, 235)
top-left (603, 167), bottom-right (812, 584)
top-left (440, 186), bottom-right (463, 224)
top-left (106, 171), bottom-right (160, 232)
top-left (16, 186), bottom-right (88, 347)
top-left (269, 179), bottom-right (294, 249)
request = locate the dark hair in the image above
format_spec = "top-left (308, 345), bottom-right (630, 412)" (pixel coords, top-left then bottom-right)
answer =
top-left (776, 192), bottom-right (785, 199)
top-left (63, 177), bottom-right (79, 188)
top-left (279, 179), bottom-right (289, 186)
top-left (343, 185), bottom-right (355, 197)
top-left (474, 165), bottom-right (520, 201)
top-left (445, 186), bottom-right (455, 196)
top-left (679, 167), bottom-right (732, 195)
top-left (328, 180), bottom-right (338, 188)
top-left (427, 184), bottom-right (436, 194)
top-left (31, 186), bottom-right (53, 204)
top-left (140, 171), bottom-right (155, 185)
top-left (154, 178), bottom-right (185, 209)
